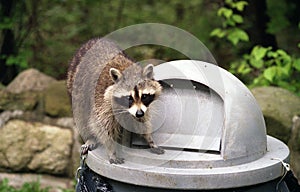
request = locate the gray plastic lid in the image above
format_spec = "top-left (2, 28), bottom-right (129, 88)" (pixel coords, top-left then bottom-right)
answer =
top-left (86, 60), bottom-right (289, 189)
top-left (152, 60), bottom-right (267, 162)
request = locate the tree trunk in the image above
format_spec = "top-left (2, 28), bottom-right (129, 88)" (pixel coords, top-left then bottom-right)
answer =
top-left (245, 0), bottom-right (278, 49)
top-left (0, 0), bottom-right (18, 85)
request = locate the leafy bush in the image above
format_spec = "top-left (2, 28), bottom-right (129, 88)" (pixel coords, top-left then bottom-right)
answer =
top-left (0, 0), bottom-right (220, 82)
top-left (230, 46), bottom-right (300, 94)
top-left (210, 0), bottom-right (248, 46)
top-left (211, 0), bottom-right (300, 96)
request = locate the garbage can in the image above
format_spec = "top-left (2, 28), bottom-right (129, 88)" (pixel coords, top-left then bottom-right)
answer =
top-left (84, 60), bottom-right (290, 191)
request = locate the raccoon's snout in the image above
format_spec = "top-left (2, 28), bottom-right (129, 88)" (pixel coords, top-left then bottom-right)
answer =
top-left (135, 109), bottom-right (144, 118)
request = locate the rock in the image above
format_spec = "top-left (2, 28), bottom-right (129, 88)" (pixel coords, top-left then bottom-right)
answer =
top-left (55, 117), bottom-right (74, 128)
top-left (6, 68), bottom-right (57, 94)
top-left (0, 90), bottom-right (39, 111)
top-left (44, 81), bottom-right (72, 117)
top-left (289, 115), bottom-right (300, 180)
top-left (71, 128), bottom-right (82, 178)
top-left (251, 86), bottom-right (300, 182)
top-left (251, 86), bottom-right (300, 143)
top-left (0, 110), bottom-right (23, 127)
top-left (0, 120), bottom-right (73, 176)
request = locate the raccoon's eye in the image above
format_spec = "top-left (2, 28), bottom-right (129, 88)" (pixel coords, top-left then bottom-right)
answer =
top-left (127, 95), bottom-right (134, 107)
top-left (141, 94), bottom-right (155, 106)
top-left (114, 95), bottom-right (134, 107)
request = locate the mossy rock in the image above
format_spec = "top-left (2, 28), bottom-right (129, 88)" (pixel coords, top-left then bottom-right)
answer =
top-left (289, 116), bottom-right (300, 180)
top-left (251, 86), bottom-right (300, 143)
top-left (0, 120), bottom-right (73, 175)
top-left (0, 89), bottom-right (39, 111)
top-left (6, 68), bottom-right (56, 94)
top-left (44, 81), bottom-right (72, 117)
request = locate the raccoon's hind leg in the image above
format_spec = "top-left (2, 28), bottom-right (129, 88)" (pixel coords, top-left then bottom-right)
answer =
top-left (102, 126), bottom-right (124, 164)
top-left (105, 138), bottom-right (124, 164)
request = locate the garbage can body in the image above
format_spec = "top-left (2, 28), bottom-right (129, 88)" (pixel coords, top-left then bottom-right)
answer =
top-left (81, 60), bottom-right (290, 191)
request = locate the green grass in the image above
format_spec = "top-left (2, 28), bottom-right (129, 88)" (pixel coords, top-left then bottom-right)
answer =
top-left (0, 178), bottom-right (49, 192)
top-left (0, 178), bottom-right (75, 192)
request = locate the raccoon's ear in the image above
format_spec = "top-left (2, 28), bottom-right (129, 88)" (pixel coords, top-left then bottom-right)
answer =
top-left (143, 64), bottom-right (154, 79)
top-left (110, 68), bottom-right (122, 83)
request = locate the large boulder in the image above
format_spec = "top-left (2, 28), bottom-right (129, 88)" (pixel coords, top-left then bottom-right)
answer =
top-left (0, 90), bottom-right (39, 111)
top-left (251, 86), bottom-right (300, 180)
top-left (251, 86), bottom-right (300, 143)
top-left (289, 115), bottom-right (300, 180)
top-left (0, 120), bottom-right (73, 176)
top-left (0, 110), bottom-right (23, 128)
top-left (6, 68), bottom-right (57, 94)
top-left (43, 81), bottom-right (72, 117)
top-left (1, 68), bottom-right (57, 112)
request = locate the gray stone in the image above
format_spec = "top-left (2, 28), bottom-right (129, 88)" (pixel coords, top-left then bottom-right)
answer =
top-left (251, 86), bottom-right (300, 182)
top-left (251, 86), bottom-right (300, 143)
top-left (0, 110), bottom-right (23, 127)
top-left (0, 120), bottom-right (73, 176)
top-left (55, 117), bottom-right (74, 128)
top-left (289, 115), bottom-right (300, 180)
top-left (44, 81), bottom-right (72, 117)
top-left (6, 68), bottom-right (57, 94)
top-left (0, 90), bottom-right (39, 111)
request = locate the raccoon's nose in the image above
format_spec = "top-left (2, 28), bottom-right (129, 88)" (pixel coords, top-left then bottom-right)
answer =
top-left (135, 109), bottom-right (144, 118)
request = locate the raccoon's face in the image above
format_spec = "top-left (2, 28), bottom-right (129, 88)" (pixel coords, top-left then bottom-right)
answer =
top-left (109, 64), bottom-right (162, 118)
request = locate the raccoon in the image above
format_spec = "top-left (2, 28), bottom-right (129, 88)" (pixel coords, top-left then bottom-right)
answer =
top-left (67, 38), bottom-right (164, 164)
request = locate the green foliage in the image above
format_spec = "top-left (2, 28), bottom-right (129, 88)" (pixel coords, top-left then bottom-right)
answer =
top-left (230, 46), bottom-right (300, 94)
top-left (266, 0), bottom-right (291, 34)
top-left (1, 0), bottom-right (299, 85)
top-left (0, 17), bottom-right (14, 30)
top-left (0, 178), bottom-right (75, 192)
top-left (210, 0), bottom-right (249, 45)
top-left (0, 1), bottom-right (33, 76)
top-left (0, 179), bottom-right (50, 192)
top-left (211, 0), bottom-right (300, 96)
top-left (0, 0), bottom-right (220, 80)
top-left (2, 50), bottom-right (32, 70)
top-left (298, 23), bottom-right (300, 48)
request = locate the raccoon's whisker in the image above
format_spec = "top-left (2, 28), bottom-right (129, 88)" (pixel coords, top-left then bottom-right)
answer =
top-left (112, 109), bottom-right (128, 113)
top-left (111, 111), bottom-right (129, 116)
top-left (112, 108), bottom-right (127, 112)
top-left (112, 110), bottom-right (127, 114)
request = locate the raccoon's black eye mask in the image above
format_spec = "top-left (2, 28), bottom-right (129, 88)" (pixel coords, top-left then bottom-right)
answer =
top-left (141, 94), bottom-right (155, 106)
top-left (113, 95), bottom-right (134, 108)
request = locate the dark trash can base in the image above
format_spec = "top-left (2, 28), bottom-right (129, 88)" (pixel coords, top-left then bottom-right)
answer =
top-left (76, 165), bottom-right (113, 192)
top-left (76, 165), bottom-right (299, 192)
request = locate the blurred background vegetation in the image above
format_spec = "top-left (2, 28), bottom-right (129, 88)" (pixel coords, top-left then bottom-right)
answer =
top-left (0, 0), bottom-right (300, 94)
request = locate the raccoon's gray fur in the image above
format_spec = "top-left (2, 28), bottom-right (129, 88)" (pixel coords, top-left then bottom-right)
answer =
top-left (67, 38), bottom-right (164, 164)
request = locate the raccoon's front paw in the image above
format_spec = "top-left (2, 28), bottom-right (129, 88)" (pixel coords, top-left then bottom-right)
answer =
top-left (81, 143), bottom-right (97, 155)
top-left (150, 146), bottom-right (165, 154)
top-left (109, 157), bottom-right (125, 164)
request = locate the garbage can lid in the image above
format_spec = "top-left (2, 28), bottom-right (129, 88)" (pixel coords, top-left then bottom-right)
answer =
top-left (86, 60), bottom-right (289, 189)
